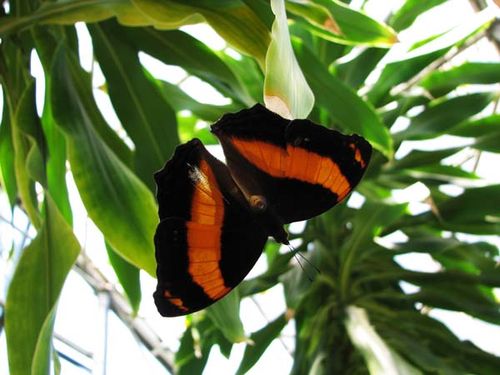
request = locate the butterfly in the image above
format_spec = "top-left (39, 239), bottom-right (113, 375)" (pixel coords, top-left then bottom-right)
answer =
top-left (153, 104), bottom-right (372, 316)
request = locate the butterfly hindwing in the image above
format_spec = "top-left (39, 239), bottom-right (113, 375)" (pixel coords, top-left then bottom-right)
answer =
top-left (154, 139), bottom-right (268, 317)
top-left (211, 104), bottom-right (372, 223)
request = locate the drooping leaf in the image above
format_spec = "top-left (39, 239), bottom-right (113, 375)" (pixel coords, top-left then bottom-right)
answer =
top-left (159, 80), bottom-right (241, 123)
top-left (119, 26), bottom-right (252, 105)
top-left (5, 195), bottom-right (80, 375)
top-left (50, 46), bottom-right (157, 276)
top-left (264, 0), bottom-right (315, 119)
top-left (131, 0), bottom-right (271, 65)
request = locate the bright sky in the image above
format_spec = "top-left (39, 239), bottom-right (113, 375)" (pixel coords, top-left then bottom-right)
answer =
top-left (1, 0), bottom-right (500, 374)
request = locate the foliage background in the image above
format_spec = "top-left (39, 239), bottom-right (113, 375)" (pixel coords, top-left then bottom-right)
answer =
top-left (0, 0), bottom-right (499, 374)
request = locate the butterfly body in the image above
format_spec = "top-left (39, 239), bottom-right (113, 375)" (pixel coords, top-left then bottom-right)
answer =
top-left (154, 104), bottom-right (371, 317)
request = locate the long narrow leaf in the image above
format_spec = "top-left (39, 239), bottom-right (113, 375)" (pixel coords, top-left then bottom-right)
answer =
top-left (5, 195), bottom-right (80, 375)
top-left (50, 46), bottom-right (157, 276)
top-left (89, 20), bottom-right (179, 190)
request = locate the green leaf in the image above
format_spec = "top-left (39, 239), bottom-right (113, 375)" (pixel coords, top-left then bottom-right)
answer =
top-left (413, 283), bottom-right (500, 324)
top-left (5, 195), bottom-right (80, 375)
top-left (131, 0), bottom-right (271, 65)
top-left (390, 0), bottom-right (448, 31)
top-left (31, 305), bottom-right (57, 375)
top-left (89, 20), bottom-right (179, 190)
top-left (339, 202), bottom-right (407, 299)
top-left (390, 147), bottom-right (462, 170)
top-left (12, 80), bottom-right (42, 228)
top-left (106, 243), bottom-right (142, 314)
top-left (221, 53), bottom-right (264, 103)
top-left (264, 0), bottom-right (314, 119)
top-left (288, 0), bottom-right (397, 47)
top-left (421, 62), bottom-right (500, 97)
top-left (159, 80), bottom-right (240, 123)
top-left (239, 250), bottom-right (295, 297)
top-left (450, 114), bottom-right (500, 138)
top-left (0, 87), bottom-right (17, 208)
top-left (50, 46), bottom-right (157, 276)
top-left (474, 130), bottom-right (500, 153)
top-left (206, 288), bottom-right (246, 343)
top-left (345, 306), bottom-right (422, 375)
top-left (367, 10), bottom-right (494, 106)
top-left (236, 313), bottom-right (289, 375)
top-left (293, 39), bottom-right (393, 158)
top-left (399, 92), bottom-right (495, 140)
top-left (437, 184), bottom-right (500, 224)
top-left (334, 48), bottom-right (388, 89)
top-left (175, 316), bottom-right (233, 374)
top-left (34, 27), bottom-right (74, 225)
top-left (120, 26), bottom-right (252, 105)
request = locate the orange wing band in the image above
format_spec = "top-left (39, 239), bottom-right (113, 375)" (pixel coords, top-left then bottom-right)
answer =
top-left (232, 138), bottom-right (353, 200)
top-left (187, 159), bottom-right (230, 300)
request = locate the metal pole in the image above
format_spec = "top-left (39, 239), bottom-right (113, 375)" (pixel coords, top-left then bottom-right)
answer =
top-left (93, 290), bottom-right (110, 375)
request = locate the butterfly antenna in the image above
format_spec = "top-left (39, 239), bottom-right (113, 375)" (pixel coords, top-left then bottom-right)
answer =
top-left (287, 244), bottom-right (319, 282)
top-left (295, 251), bottom-right (321, 274)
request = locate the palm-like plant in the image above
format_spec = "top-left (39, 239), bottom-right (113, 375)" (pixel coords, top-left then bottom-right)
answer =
top-left (1, 0), bottom-right (499, 374)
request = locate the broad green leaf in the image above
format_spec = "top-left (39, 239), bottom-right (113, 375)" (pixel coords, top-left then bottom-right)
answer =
top-left (236, 313), bottom-right (289, 375)
top-left (421, 62), bottom-right (500, 97)
top-left (131, 0), bottom-right (271, 65)
top-left (264, 0), bottom-right (314, 119)
top-left (206, 288), bottom-right (246, 343)
top-left (288, 0), bottom-right (397, 47)
top-left (89, 20), bottom-right (179, 190)
top-left (389, 0), bottom-right (448, 31)
top-left (293, 39), bottom-right (393, 157)
top-left (398, 92), bottom-right (494, 140)
top-left (119, 26), bottom-right (252, 105)
top-left (367, 9), bottom-right (494, 106)
top-left (5, 195), bottom-right (80, 375)
top-left (106, 243), bottom-right (142, 314)
top-left (50, 46), bottom-right (157, 276)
